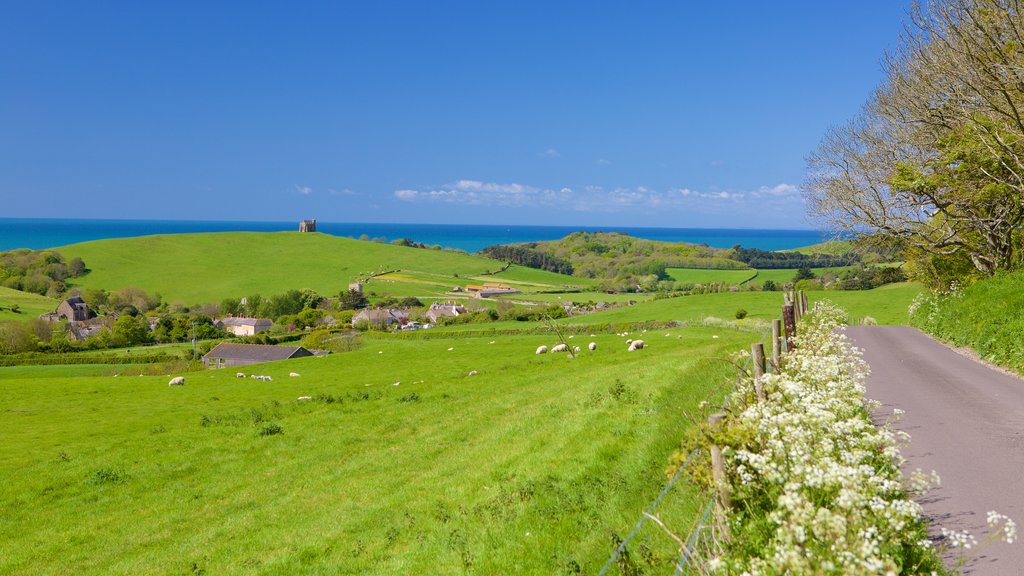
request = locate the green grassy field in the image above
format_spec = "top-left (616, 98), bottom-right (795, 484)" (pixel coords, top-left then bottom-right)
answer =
top-left (549, 285), bottom-right (917, 327)
top-left (783, 240), bottom-right (854, 256)
top-left (0, 285), bottom-right (58, 321)
top-left (665, 268), bottom-right (756, 284)
top-left (746, 266), bottom-right (853, 285)
top-left (1, 328), bottom-right (757, 574)
top-left (58, 233), bottom-right (588, 304)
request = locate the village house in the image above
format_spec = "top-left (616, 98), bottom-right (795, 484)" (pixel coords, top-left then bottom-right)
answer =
top-left (464, 283), bottom-right (520, 298)
top-left (352, 308), bottom-right (408, 327)
top-left (216, 317), bottom-right (273, 337)
top-left (424, 302), bottom-right (467, 323)
top-left (40, 296), bottom-right (93, 322)
top-left (39, 296), bottom-right (106, 340)
top-left (202, 343), bottom-right (315, 368)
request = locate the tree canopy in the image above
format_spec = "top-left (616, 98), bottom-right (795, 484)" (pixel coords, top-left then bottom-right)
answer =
top-left (805, 0), bottom-right (1024, 282)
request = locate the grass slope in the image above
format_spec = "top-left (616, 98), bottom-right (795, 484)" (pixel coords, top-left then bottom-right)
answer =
top-left (783, 240), bottom-right (854, 256)
top-left (557, 282), bottom-right (924, 327)
top-left (0, 286), bottom-right (59, 321)
top-left (911, 271), bottom-right (1024, 373)
top-left (59, 232), bottom-right (579, 304)
top-left (1, 328), bottom-right (756, 574)
top-left (666, 268), bottom-right (757, 284)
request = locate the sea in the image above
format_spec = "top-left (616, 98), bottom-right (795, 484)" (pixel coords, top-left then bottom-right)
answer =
top-left (0, 218), bottom-right (832, 254)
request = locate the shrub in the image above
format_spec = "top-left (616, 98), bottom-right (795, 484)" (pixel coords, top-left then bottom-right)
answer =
top-left (734, 308), bottom-right (748, 319)
top-left (258, 423), bottom-right (283, 436)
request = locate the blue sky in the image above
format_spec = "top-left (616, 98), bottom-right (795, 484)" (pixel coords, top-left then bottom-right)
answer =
top-left (0, 1), bottom-right (907, 229)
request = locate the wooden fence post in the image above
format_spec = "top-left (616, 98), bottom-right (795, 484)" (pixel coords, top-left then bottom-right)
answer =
top-left (782, 303), bottom-right (796, 351)
top-left (771, 319), bottom-right (782, 370)
top-left (751, 343), bottom-right (766, 402)
top-left (708, 413), bottom-right (732, 541)
top-left (801, 291), bottom-right (809, 316)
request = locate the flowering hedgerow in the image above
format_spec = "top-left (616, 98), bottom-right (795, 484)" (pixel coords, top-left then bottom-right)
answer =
top-left (697, 300), bottom-right (946, 574)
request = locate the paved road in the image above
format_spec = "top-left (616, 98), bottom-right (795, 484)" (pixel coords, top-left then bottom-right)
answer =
top-left (846, 326), bottom-right (1024, 575)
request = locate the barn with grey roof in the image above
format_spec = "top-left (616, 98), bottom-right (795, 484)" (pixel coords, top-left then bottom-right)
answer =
top-left (202, 343), bottom-right (315, 368)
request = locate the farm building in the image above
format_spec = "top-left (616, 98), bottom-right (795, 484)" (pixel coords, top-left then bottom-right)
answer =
top-left (464, 283), bottom-right (520, 298)
top-left (425, 302), bottom-right (467, 322)
top-left (352, 308), bottom-right (408, 327)
top-left (40, 296), bottom-right (93, 322)
top-left (216, 317), bottom-right (273, 336)
top-left (202, 343), bottom-right (314, 368)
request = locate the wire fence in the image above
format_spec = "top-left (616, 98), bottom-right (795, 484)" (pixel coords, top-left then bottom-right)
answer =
top-left (595, 316), bottom-right (784, 575)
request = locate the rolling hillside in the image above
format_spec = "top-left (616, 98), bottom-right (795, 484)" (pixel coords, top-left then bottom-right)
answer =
top-left (57, 232), bottom-right (585, 304)
top-left (0, 286), bottom-right (59, 321)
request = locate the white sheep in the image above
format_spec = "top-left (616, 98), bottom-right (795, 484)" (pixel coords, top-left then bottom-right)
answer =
top-left (628, 340), bottom-right (646, 351)
top-left (168, 376), bottom-right (185, 386)
top-left (289, 372), bottom-right (301, 377)
top-left (297, 396), bottom-right (312, 401)
top-left (467, 370), bottom-right (478, 377)
top-left (551, 343), bottom-right (569, 353)
top-left (535, 345), bottom-right (549, 355)
top-left (573, 346), bottom-right (581, 353)
top-left (588, 342), bottom-right (597, 351)
top-left (236, 372), bottom-right (246, 378)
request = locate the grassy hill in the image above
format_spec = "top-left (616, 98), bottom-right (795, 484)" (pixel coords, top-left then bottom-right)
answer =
top-left (910, 270), bottom-right (1024, 373)
top-left (783, 240), bottom-right (855, 256)
top-left (0, 326), bottom-right (757, 574)
top-left (58, 232), bottom-right (586, 304)
top-left (0, 285), bottom-right (58, 321)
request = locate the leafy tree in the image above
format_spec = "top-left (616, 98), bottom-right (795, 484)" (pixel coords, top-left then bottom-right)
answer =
top-left (110, 314), bottom-right (153, 347)
top-left (0, 321), bottom-right (37, 354)
top-left (806, 0), bottom-right (1024, 278)
top-left (793, 268), bottom-right (816, 282)
top-left (761, 279), bottom-right (778, 291)
top-left (338, 289), bottom-right (369, 310)
top-left (221, 297), bottom-right (242, 316)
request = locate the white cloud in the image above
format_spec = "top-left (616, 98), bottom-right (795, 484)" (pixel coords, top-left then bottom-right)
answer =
top-left (392, 180), bottom-right (799, 214)
top-left (594, 158), bottom-right (611, 166)
top-left (753, 183), bottom-right (799, 197)
top-left (540, 148), bottom-right (560, 158)
top-left (294, 185), bottom-right (313, 195)
top-left (329, 188), bottom-right (356, 196)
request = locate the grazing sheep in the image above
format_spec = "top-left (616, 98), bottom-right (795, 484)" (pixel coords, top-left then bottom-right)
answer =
top-left (297, 396), bottom-right (312, 401)
top-left (236, 372), bottom-right (246, 378)
top-left (588, 342), bottom-right (597, 351)
top-left (535, 345), bottom-right (549, 355)
top-left (551, 343), bottom-right (569, 353)
top-left (573, 346), bottom-right (581, 353)
top-left (467, 370), bottom-right (478, 377)
top-left (628, 340), bottom-right (645, 351)
top-left (289, 372), bottom-right (300, 377)
top-left (168, 376), bottom-right (185, 386)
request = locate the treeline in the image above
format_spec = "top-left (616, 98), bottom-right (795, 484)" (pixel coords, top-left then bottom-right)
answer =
top-left (479, 245), bottom-right (574, 275)
top-left (731, 246), bottom-right (857, 269)
top-left (0, 249), bottom-right (87, 297)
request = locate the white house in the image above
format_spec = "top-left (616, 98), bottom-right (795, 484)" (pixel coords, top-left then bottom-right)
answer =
top-left (217, 317), bottom-right (273, 336)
